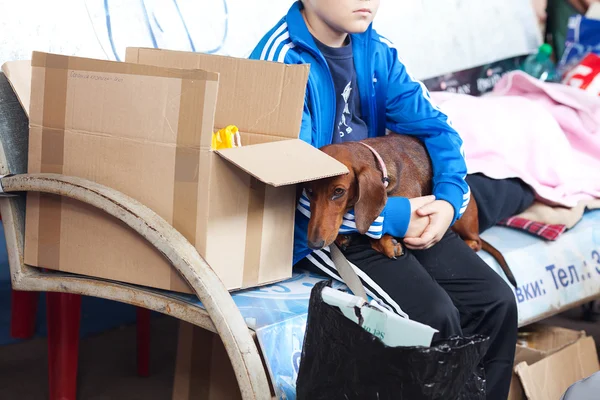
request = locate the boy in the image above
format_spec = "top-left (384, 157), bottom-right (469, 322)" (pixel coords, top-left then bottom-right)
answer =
top-left (250, 1), bottom-right (526, 398)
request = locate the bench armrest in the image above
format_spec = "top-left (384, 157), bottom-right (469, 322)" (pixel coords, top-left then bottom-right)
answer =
top-left (0, 173), bottom-right (271, 400)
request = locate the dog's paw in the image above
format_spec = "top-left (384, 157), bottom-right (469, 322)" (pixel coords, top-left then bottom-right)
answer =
top-left (335, 234), bottom-right (352, 251)
top-left (371, 235), bottom-right (404, 259)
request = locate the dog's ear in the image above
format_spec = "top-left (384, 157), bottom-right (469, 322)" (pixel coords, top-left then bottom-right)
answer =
top-left (354, 168), bottom-right (387, 234)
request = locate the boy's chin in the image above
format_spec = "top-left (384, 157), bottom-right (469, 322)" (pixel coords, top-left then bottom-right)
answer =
top-left (343, 21), bottom-right (372, 34)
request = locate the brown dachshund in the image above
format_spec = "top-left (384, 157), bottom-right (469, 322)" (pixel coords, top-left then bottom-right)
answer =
top-left (304, 132), bottom-right (517, 287)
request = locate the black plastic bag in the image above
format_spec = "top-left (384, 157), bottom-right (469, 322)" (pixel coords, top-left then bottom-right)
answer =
top-left (296, 280), bottom-right (490, 400)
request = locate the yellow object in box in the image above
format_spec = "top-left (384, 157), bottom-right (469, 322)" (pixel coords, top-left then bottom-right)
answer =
top-left (211, 125), bottom-right (241, 150)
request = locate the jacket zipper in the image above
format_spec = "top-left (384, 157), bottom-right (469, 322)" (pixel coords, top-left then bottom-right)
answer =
top-left (352, 31), bottom-right (377, 138)
top-left (294, 39), bottom-right (341, 147)
top-left (364, 31), bottom-right (377, 137)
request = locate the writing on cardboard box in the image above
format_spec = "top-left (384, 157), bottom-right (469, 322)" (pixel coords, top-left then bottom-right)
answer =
top-left (69, 70), bottom-right (123, 83)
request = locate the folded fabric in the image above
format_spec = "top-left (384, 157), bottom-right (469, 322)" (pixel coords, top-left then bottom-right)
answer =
top-left (430, 70), bottom-right (600, 208)
top-left (493, 199), bottom-right (600, 241)
top-left (498, 216), bottom-right (566, 241)
top-left (515, 199), bottom-right (600, 229)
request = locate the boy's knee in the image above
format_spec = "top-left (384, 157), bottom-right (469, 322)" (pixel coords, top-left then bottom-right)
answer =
top-left (420, 297), bottom-right (461, 338)
top-left (491, 282), bottom-right (518, 325)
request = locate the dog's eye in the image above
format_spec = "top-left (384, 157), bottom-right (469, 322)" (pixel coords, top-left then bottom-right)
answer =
top-left (332, 188), bottom-right (346, 199)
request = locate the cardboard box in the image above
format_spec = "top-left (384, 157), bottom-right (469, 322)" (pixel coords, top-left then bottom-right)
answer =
top-left (23, 51), bottom-right (347, 292)
top-left (508, 325), bottom-right (599, 400)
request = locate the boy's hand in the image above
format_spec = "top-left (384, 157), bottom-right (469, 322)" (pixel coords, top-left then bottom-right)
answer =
top-left (404, 195), bottom-right (435, 238)
top-left (404, 200), bottom-right (454, 250)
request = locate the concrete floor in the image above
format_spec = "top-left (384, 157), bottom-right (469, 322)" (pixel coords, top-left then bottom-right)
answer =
top-left (0, 315), bottom-right (179, 400)
top-left (0, 305), bottom-right (599, 399)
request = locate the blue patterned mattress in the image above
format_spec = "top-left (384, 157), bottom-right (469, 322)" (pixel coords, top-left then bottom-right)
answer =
top-left (165, 210), bottom-right (600, 399)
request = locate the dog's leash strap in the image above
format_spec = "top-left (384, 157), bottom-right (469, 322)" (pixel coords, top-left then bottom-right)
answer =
top-left (329, 244), bottom-right (368, 301)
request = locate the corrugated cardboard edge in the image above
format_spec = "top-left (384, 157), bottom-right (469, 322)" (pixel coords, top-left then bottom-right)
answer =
top-left (515, 336), bottom-right (600, 400)
top-left (1, 59), bottom-right (32, 116)
top-left (241, 178), bottom-right (265, 287)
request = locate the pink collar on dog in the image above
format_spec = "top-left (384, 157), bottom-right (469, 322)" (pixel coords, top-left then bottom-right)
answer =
top-left (358, 142), bottom-right (390, 188)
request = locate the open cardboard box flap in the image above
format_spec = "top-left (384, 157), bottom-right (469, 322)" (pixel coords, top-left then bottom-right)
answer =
top-left (515, 336), bottom-right (600, 400)
top-left (508, 326), bottom-right (589, 400)
top-left (1, 59), bottom-right (32, 116)
top-left (516, 326), bottom-right (586, 367)
top-left (217, 139), bottom-right (348, 187)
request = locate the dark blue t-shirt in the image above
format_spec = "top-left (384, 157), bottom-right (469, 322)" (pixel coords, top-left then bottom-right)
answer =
top-left (314, 37), bottom-right (369, 144)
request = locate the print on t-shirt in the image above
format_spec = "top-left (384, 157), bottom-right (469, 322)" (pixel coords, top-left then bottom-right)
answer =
top-left (339, 81), bottom-right (353, 138)
top-left (314, 36), bottom-right (369, 144)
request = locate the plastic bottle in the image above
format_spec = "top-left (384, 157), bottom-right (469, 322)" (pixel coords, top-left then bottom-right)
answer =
top-left (521, 43), bottom-right (558, 82)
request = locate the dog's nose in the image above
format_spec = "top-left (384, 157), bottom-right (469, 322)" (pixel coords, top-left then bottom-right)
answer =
top-left (307, 239), bottom-right (325, 250)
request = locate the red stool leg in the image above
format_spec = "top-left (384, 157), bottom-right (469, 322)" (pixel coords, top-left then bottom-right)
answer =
top-left (136, 307), bottom-right (151, 377)
top-left (10, 290), bottom-right (39, 339)
top-left (7, 206), bottom-right (39, 340)
top-left (46, 292), bottom-right (81, 400)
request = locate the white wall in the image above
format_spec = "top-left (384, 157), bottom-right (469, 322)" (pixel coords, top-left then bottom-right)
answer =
top-left (0, 0), bottom-right (541, 80)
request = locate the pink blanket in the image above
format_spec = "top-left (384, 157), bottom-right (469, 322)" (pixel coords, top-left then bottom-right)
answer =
top-left (430, 71), bottom-right (600, 207)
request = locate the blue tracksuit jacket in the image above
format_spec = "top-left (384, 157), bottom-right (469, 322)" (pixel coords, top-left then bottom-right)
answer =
top-left (249, 1), bottom-right (470, 265)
